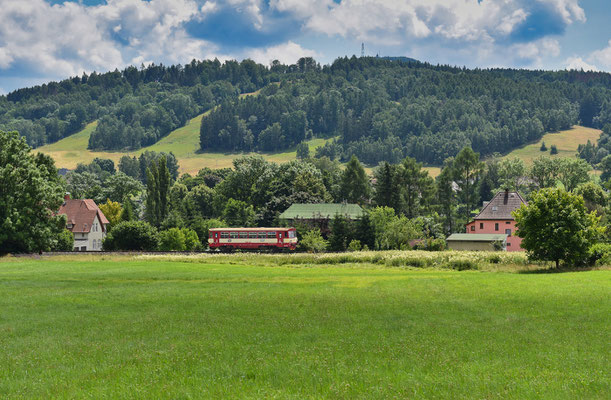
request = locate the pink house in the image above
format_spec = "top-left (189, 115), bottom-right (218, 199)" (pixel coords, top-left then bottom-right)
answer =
top-left (465, 190), bottom-right (527, 251)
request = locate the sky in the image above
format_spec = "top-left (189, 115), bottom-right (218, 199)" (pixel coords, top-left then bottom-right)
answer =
top-left (0, 0), bottom-right (610, 94)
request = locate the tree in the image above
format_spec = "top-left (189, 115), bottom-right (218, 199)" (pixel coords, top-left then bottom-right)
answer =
top-left (373, 162), bottom-right (400, 210)
top-left (102, 221), bottom-right (159, 251)
top-left (514, 188), bottom-right (604, 268)
top-left (550, 144), bottom-right (558, 155)
top-left (354, 212), bottom-right (375, 250)
top-left (222, 198), bottom-right (255, 227)
top-left (101, 172), bottom-right (143, 203)
top-left (453, 147), bottom-right (484, 218)
top-left (339, 155), bottom-right (370, 204)
top-left (575, 182), bottom-right (607, 215)
top-left (299, 229), bottom-right (328, 253)
top-left (296, 142), bottom-right (310, 160)
top-left (99, 199), bottom-right (123, 230)
top-left (121, 196), bottom-right (137, 222)
top-left (328, 213), bottom-right (353, 252)
top-left (530, 157), bottom-right (559, 190)
top-left (369, 206), bottom-right (397, 250)
top-left (0, 131), bottom-right (66, 254)
top-left (540, 141), bottom-right (547, 152)
top-left (436, 159), bottom-right (458, 233)
top-left (557, 158), bottom-right (590, 192)
top-left (145, 156), bottom-right (172, 226)
top-left (600, 154), bottom-right (611, 182)
top-left (399, 156), bottom-right (435, 218)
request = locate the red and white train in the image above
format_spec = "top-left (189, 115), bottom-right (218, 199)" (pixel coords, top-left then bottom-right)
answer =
top-left (208, 227), bottom-right (297, 251)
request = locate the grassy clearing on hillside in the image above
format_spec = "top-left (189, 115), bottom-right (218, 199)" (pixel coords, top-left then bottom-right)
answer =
top-left (38, 113), bottom-right (336, 174)
top-left (0, 255), bottom-right (609, 398)
top-left (501, 125), bottom-right (601, 165)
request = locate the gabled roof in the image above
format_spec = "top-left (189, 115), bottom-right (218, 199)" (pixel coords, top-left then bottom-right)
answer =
top-left (58, 197), bottom-right (109, 233)
top-left (473, 190), bottom-right (527, 220)
top-left (279, 203), bottom-right (364, 220)
top-left (447, 233), bottom-right (507, 242)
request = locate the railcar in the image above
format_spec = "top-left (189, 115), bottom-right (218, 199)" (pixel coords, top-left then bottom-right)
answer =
top-left (208, 227), bottom-right (297, 251)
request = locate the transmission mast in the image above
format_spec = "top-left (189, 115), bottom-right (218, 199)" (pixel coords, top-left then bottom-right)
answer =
top-left (361, 43), bottom-right (365, 57)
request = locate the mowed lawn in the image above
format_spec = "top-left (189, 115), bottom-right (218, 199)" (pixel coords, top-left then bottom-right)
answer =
top-left (0, 257), bottom-right (609, 399)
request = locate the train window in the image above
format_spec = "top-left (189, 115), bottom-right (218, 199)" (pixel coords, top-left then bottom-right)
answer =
top-left (230, 232), bottom-right (238, 239)
top-left (221, 232), bottom-right (229, 239)
top-left (249, 232), bottom-right (257, 238)
top-left (288, 231), bottom-right (296, 238)
top-left (258, 232), bottom-right (266, 239)
top-left (267, 232), bottom-right (276, 238)
top-left (239, 232), bottom-right (248, 239)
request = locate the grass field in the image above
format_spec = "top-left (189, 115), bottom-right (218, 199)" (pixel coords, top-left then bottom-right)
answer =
top-left (0, 254), bottom-right (609, 398)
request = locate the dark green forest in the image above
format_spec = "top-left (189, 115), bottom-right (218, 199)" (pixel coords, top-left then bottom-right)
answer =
top-left (1, 56), bottom-right (610, 165)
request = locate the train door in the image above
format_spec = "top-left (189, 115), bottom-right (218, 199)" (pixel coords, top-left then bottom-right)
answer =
top-left (213, 231), bottom-right (220, 246)
top-left (277, 231), bottom-right (284, 245)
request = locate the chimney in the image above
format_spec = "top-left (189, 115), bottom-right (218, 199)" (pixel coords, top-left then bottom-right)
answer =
top-left (504, 188), bottom-right (509, 205)
top-left (64, 193), bottom-right (71, 201)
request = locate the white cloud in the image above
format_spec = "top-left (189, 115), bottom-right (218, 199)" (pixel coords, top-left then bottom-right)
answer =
top-left (514, 38), bottom-right (561, 60)
top-left (247, 41), bottom-right (318, 65)
top-left (270, 0), bottom-right (584, 45)
top-left (564, 56), bottom-right (598, 71)
top-left (590, 40), bottom-right (611, 69)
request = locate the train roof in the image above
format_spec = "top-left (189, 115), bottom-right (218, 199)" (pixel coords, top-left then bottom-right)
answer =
top-left (208, 227), bottom-right (294, 231)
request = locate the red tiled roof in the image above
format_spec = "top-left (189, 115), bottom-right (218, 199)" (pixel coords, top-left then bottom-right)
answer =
top-left (58, 198), bottom-right (109, 233)
top-left (473, 190), bottom-right (527, 220)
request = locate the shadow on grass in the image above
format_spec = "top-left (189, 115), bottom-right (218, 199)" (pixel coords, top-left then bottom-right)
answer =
top-left (518, 265), bottom-right (600, 274)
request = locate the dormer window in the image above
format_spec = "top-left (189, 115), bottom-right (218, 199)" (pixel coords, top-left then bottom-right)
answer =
top-left (492, 206), bottom-right (498, 211)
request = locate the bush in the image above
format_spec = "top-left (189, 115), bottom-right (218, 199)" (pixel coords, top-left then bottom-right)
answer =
top-left (413, 238), bottom-right (446, 251)
top-left (587, 243), bottom-right (611, 266)
top-left (448, 259), bottom-right (478, 271)
top-left (159, 228), bottom-right (186, 251)
top-left (299, 229), bottom-right (328, 253)
top-left (189, 217), bottom-right (226, 249)
top-left (103, 221), bottom-right (158, 251)
top-left (53, 229), bottom-right (74, 251)
top-left (540, 141), bottom-right (547, 152)
top-left (550, 145), bottom-right (558, 155)
top-left (348, 239), bottom-right (362, 252)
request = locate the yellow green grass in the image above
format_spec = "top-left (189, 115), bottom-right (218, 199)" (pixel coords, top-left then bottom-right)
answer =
top-left (501, 125), bottom-right (601, 165)
top-left (0, 254), bottom-right (609, 398)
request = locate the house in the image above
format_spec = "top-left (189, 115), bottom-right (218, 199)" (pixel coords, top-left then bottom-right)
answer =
top-left (279, 203), bottom-right (364, 234)
top-left (465, 189), bottom-right (527, 251)
top-left (57, 194), bottom-right (109, 251)
top-left (447, 233), bottom-right (508, 251)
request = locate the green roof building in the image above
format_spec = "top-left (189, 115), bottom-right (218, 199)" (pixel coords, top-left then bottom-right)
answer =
top-left (446, 233), bottom-right (507, 251)
top-left (279, 203), bottom-right (364, 221)
top-left (279, 203), bottom-right (365, 234)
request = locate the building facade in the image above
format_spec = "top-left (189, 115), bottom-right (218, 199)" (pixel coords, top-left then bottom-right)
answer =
top-left (465, 190), bottom-right (527, 252)
top-left (57, 194), bottom-right (109, 251)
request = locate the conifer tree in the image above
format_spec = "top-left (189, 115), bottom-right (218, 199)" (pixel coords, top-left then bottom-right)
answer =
top-left (339, 155), bottom-right (370, 204)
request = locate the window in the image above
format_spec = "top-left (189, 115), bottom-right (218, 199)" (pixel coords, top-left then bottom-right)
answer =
top-left (470, 225), bottom-right (475, 231)
top-left (267, 232), bottom-right (276, 238)
top-left (230, 232), bottom-right (238, 239)
top-left (249, 232), bottom-right (257, 239)
top-left (505, 228), bottom-right (511, 237)
top-left (239, 232), bottom-right (248, 239)
top-left (506, 221), bottom-right (511, 224)
top-left (492, 206), bottom-right (498, 211)
top-left (507, 242), bottom-right (511, 246)
top-left (221, 232), bottom-right (229, 239)
top-left (479, 222), bottom-right (484, 229)
top-left (288, 230), bottom-right (296, 238)
top-left (495, 223), bottom-right (499, 231)
top-left (258, 232), bottom-right (266, 239)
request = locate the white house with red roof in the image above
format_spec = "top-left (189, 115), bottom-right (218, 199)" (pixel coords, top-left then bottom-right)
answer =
top-left (57, 194), bottom-right (109, 251)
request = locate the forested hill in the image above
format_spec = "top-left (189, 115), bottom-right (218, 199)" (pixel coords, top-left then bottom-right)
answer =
top-left (2, 56), bottom-right (611, 165)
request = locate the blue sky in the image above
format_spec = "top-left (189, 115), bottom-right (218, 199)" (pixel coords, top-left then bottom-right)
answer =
top-left (0, 0), bottom-right (610, 94)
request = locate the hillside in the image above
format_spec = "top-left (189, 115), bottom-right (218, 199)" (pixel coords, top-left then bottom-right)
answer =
top-left (38, 111), bottom-right (336, 174)
top-left (3, 57), bottom-right (611, 169)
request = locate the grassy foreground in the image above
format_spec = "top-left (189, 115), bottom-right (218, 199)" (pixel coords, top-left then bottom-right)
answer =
top-left (0, 253), bottom-right (609, 399)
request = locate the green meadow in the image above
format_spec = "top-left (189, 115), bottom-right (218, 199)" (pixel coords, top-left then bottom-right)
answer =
top-left (0, 254), bottom-right (609, 399)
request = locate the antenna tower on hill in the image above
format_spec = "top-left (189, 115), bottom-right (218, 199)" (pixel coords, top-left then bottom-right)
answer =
top-left (361, 43), bottom-right (365, 57)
